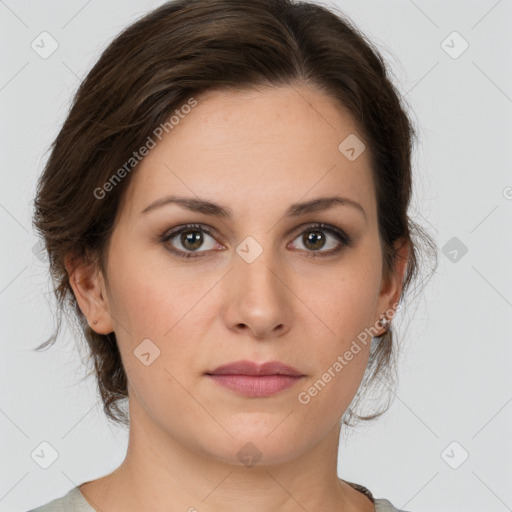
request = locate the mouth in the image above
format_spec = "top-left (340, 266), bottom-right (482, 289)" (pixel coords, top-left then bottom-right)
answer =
top-left (205, 374), bottom-right (304, 397)
top-left (205, 360), bottom-right (305, 397)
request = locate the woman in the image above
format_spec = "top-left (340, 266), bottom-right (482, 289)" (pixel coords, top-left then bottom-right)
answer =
top-left (29, 0), bottom-right (437, 510)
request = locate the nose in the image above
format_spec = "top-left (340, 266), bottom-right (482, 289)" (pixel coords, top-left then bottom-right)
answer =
top-left (221, 239), bottom-right (293, 340)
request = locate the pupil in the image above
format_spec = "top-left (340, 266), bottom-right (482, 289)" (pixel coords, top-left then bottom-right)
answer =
top-left (182, 230), bottom-right (203, 250)
top-left (304, 230), bottom-right (325, 250)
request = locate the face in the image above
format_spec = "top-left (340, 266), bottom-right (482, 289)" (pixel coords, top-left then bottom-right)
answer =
top-left (69, 83), bottom-right (406, 466)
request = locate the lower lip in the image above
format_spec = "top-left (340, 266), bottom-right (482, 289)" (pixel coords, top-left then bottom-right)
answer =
top-left (206, 374), bottom-right (303, 397)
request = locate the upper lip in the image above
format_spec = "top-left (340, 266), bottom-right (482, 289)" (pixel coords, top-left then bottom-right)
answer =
top-left (206, 360), bottom-right (304, 377)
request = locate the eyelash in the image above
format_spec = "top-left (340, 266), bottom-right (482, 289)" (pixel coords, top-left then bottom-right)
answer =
top-left (160, 223), bottom-right (352, 260)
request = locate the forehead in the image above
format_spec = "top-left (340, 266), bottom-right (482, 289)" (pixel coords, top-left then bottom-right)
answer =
top-left (119, 84), bottom-right (375, 222)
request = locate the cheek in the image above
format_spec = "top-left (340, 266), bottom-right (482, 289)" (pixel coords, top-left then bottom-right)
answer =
top-left (299, 257), bottom-right (382, 346)
top-left (107, 257), bottom-right (205, 413)
top-left (105, 244), bottom-right (188, 336)
top-left (105, 246), bottom-right (213, 376)
top-left (293, 252), bottom-right (381, 409)
top-left (296, 292), bottom-right (374, 424)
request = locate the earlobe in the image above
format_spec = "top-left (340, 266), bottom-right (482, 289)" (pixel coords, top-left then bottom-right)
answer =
top-left (376, 239), bottom-right (410, 334)
top-left (64, 252), bottom-right (114, 334)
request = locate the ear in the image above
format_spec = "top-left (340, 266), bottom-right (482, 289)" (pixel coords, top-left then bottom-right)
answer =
top-left (374, 238), bottom-right (410, 335)
top-left (64, 251), bottom-right (114, 335)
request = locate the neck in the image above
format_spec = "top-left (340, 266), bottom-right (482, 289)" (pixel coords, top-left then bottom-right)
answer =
top-left (80, 396), bottom-right (372, 512)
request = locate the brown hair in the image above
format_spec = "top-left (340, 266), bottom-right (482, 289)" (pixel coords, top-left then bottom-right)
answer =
top-left (32, 0), bottom-right (437, 428)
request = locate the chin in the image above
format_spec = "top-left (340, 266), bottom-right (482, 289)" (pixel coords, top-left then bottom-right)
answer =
top-left (200, 430), bottom-right (304, 468)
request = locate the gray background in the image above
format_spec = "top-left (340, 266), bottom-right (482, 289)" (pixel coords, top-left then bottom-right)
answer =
top-left (1, 1), bottom-right (511, 511)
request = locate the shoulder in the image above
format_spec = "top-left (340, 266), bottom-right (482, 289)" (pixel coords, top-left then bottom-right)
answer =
top-left (27, 487), bottom-right (94, 512)
top-left (28, 484), bottom-right (411, 512)
top-left (374, 497), bottom-right (412, 512)
top-left (342, 479), bottom-right (411, 512)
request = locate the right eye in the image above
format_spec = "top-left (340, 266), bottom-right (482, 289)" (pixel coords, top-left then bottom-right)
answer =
top-left (161, 223), bottom-right (224, 259)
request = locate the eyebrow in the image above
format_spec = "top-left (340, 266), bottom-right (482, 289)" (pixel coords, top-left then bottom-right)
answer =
top-left (140, 194), bottom-right (367, 222)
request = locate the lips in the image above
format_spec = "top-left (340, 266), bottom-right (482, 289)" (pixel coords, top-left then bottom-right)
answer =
top-left (205, 360), bottom-right (305, 397)
top-left (206, 360), bottom-right (304, 377)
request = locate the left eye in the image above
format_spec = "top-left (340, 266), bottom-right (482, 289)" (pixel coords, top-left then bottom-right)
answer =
top-left (289, 225), bottom-right (349, 256)
top-left (161, 223), bottom-right (350, 260)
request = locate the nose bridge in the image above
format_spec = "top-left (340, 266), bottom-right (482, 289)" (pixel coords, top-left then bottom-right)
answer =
top-left (234, 233), bottom-right (282, 295)
top-left (223, 233), bottom-right (291, 337)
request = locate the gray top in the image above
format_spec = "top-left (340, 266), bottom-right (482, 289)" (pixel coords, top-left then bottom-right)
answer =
top-left (28, 484), bottom-right (411, 511)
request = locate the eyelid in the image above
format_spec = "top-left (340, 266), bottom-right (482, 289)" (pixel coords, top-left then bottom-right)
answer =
top-left (160, 222), bottom-right (351, 259)
top-left (288, 222), bottom-right (352, 252)
top-left (161, 223), bottom-right (223, 245)
top-left (288, 221), bottom-right (348, 240)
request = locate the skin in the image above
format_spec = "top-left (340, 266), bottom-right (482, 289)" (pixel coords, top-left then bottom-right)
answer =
top-left (66, 83), bottom-right (408, 512)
